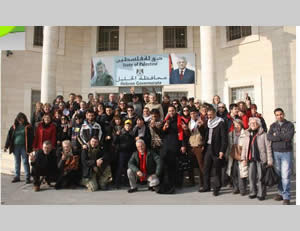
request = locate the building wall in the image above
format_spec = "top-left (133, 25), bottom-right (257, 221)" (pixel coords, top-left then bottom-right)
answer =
top-left (1, 26), bottom-right (296, 147)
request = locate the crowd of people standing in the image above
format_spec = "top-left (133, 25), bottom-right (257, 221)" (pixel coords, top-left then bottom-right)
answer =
top-left (4, 91), bottom-right (295, 204)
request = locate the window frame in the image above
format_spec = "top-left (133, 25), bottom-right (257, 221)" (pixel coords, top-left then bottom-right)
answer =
top-left (163, 26), bottom-right (187, 49)
top-left (97, 26), bottom-right (120, 52)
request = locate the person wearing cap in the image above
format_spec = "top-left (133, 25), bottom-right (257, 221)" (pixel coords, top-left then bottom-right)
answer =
top-left (267, 108), bottom-right (295, 205)
top-left (226, 119), bottom-right (248, 195)
top-left (113, 119), bottom-right (135, 188)
top-left (127, 139), bottom-right (161, 193)
top-left (128, 95), bottom-right (143, 117)
top-left (241, 117), bottom-right (273, 201)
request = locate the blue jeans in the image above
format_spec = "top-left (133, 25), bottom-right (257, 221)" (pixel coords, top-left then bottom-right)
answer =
top-left (273, 151), bottom-right (292, 200)
top-left (13, 145), bottom-right (30, 179)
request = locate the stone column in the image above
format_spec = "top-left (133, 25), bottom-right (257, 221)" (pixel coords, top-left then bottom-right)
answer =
top-left (200, 26), bottom-right (216, 103)
top-left (40, 26), bottom-right (59, 103)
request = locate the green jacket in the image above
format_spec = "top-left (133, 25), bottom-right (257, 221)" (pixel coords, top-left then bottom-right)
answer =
top-left (128, 150), bottom-right (161, 176)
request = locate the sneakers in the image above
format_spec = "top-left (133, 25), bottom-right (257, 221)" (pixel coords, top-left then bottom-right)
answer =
top-left (128, 188), bottom-right (138, 193)
top-left (273, 194), bottom-right (283, 201)
top-left (33, 186), bottom-right (40, 192)
top-left (11, 177), bottom-right (20, 183)
top-left (283, 200), bottom-right (290, 205)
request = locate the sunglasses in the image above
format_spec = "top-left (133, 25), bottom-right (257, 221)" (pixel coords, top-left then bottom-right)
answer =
top-left (183, 110), bottom-right (189, 112)
top-left (127, 109), bottom-right (133, 112)
top-left (218, 107), bottom-right (225, 109)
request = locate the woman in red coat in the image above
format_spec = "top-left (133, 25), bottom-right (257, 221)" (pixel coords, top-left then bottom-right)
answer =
top-left (33, 114), bottom-right (57, 150)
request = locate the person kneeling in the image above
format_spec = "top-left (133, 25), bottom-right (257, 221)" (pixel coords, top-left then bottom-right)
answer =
top-left (127, 139), bottom-right (161, 193)
top-left (81, 136), bottom-right (112, 192)
top-left (55, 140), bottom-right (80, 189)
top-left (29, 140), bottom-right (58, 192)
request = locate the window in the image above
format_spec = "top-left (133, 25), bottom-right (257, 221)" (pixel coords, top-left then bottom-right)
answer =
top-left (165, 92), bottom-right (188, 101)
top-left (163, 26), bottom-right (187, 48)
top-left (226, 26), bottom-right (251, 41)
top-left (97, 26), bottom-right (119, 52)
top-left (33, 26), bottom-right (43, 46)
top-left (231, 86), bottom-right (254, 104)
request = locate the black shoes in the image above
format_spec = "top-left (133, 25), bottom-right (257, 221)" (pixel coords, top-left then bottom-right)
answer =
top-left (25, 178), bottom-right (31, 184)
top-left (128, 188), bottom-right (138, 193)
top-left (257, 196), bottom-right (265, 201)
top-left (240, 191), bottom-right (247, 196)
top-left (11, 177), bottom-right (20, 183)
top-left (249, 195), bottom-right (257, 199)
top-left (232, 189), bottom-right (240, 194)
top-left (273, 194), bottom-right (283, 201)
top-left (213, 191), bottom-right (220, 196)
top-left (198, 188), bottom-right (210, 193)
top-left (283, 200), bottom-right (290, 205)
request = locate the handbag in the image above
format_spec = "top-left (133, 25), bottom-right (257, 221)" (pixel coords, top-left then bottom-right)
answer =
top-left (262, 166), bottom-right (280, 187)
top-left (177, 153), bottom-right (193, 172)
top-left (230, 144), bottom-right (242, 161)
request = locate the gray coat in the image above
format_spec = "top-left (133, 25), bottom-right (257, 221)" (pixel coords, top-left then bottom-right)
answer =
top-left (241, 127), bottom-right (273, 165)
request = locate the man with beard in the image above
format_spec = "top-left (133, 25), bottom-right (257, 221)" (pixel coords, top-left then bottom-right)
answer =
top-left (91, 60), bottom-right (113, 86)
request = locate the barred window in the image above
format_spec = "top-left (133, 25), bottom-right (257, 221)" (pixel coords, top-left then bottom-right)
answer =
top-left (97, 26), bottom-right (119, 52)
top-left (226, 26), bottom-right (252, 41)
top-left (33, 26), bottom-right (44, 46)
top-left (163, 26), bottom-right (187, 48)
top-left (166, 92), bottom-right (188, 102)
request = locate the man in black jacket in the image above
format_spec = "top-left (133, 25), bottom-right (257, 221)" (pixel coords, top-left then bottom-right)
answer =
top-left (81, 136), bottom-right (111, 191)
top-left (267, 108), bottom-right (295, 205)
top-left (29, 140), bottom-right (58, 192)
top-left (199, 107), bottom-right (228, 196)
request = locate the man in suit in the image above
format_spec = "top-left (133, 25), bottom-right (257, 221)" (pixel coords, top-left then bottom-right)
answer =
top-left (170, 56), bottom-right (195, 84)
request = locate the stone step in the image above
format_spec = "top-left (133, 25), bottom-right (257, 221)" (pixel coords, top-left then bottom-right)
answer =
top-left (1, 150), bottom-right (25, 176)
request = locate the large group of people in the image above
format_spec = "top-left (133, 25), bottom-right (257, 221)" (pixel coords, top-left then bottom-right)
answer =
top-left (4, 91), bottom-right (295, 204)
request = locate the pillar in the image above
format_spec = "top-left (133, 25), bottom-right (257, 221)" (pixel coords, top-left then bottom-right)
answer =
top-left (40, 26), bottom-right (59, 103)
top-left (200, 26), bottom-right (217, 103)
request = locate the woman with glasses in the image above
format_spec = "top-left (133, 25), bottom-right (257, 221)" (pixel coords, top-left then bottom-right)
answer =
top-left (181, 106), bottom-right (191, 125)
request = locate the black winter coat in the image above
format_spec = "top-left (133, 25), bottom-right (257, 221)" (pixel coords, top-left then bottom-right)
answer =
top-left (113, 129), bottom-right (135, 153)
top-left (203, 121), bottom-right (228, 157)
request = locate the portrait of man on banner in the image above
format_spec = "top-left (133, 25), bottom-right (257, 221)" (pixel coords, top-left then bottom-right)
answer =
top-left (91, 59), bottom-right (113, 86)
top-left (169, 55), bottom-right (195, 84)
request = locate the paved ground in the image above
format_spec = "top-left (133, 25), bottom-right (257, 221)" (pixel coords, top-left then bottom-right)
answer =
top-left (1, 174), bottom-right (296, 205)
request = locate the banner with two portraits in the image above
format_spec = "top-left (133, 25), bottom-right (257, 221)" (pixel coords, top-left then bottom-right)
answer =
top-left (91, 53), bottom-right (195, 87)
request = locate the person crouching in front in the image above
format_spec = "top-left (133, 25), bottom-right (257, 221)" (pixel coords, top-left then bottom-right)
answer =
top-left (55, 140), bottom-right (81, 189)
top-left (127, 139), bottom-right (161, 193)
top-left (80, 136), bottom-right (112, 192)
top-left (29, 140), bottom-right (58, 192)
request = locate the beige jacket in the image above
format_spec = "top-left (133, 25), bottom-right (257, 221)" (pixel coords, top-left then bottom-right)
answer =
top-left (241, 127), bottom-right (273, 165)
top-left (188, 120), bottom-right (204, 147)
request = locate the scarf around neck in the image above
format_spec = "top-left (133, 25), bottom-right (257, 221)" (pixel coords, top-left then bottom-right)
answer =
top-left (207, 116), bottom-right (223, 129)
top-left (138, 151), bottom-right (147, 182)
